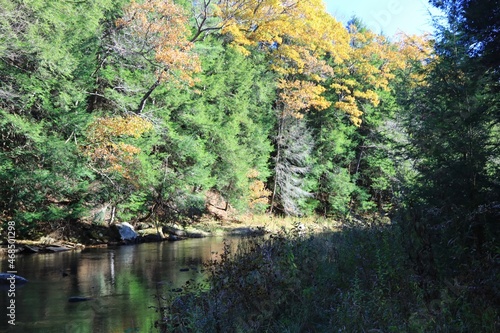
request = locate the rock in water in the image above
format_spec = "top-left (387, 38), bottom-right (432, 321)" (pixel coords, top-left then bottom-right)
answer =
top-left (116, 222), bottom-right (138, 243)
top-left (68, 296), bottom-right (92, 303)
top-left (0, 273), bottom-right (28, 285)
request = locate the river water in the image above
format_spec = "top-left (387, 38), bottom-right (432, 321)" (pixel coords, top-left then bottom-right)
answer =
top-left (0, 237), bottom-right (235, 333)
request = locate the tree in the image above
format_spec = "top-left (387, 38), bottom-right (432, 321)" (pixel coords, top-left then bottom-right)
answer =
top-left (152, 41), bottom-right (276, 215)
top-left (430, 0), bottom-right (500, 70)
top-left (307, 18), bottom-right (415, 217)
top-left (0, 0), bottom-right (117, 235)
top-left (397, 0), bottom-right (500, 287)
top-left (115, 0), bottom-right (201, 112)
top-left (79, 0), bottom-right (205, 222)
top-left (271, 116), bottom-right (314, 215)
top-left (82, 114), bottom-right (154, 183)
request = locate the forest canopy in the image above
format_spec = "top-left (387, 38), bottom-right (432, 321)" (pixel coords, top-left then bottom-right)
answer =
top-left (0, 0), bottom-right (498, 245)
top-left (2, 1), bottom-right (498, 330)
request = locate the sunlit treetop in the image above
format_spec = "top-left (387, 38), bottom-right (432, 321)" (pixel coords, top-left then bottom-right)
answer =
top-left (393, 32), bottom-right (434, 87)
top-left (329, 23), bottom-right (396, 125)
top-left (217, 0), bottom-right (349, 71)
top-left (116, 0), bottom-right (201, 86)
top-left (213, 0), bottom-right (350, 118)
top-left (327, 24), bottom-right (434, 126)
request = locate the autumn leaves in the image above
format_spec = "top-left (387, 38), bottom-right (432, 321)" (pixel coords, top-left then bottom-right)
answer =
top-left (83, 0), bottom-right (429, 205)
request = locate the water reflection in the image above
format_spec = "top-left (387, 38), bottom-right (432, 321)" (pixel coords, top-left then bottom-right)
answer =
top-left (0, 237), bottom-right (236, 333)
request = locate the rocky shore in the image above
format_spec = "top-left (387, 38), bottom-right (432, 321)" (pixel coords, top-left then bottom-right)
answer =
top-left (0, 215), bottom-right (338, 257)
top-left (0, 221), bottom-right (277, 257)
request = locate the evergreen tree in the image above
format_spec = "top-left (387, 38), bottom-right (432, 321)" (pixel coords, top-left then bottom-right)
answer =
top-left (271, 116), bottom-right (314, 215)
top-left (309, 18), bottom-right (405, 217)
top-left (0, 0), bottom-right (118, 234)
top-left (146, 41), bottom-right (276, 218)
top-left (400, 0), bottom-right (500, 283)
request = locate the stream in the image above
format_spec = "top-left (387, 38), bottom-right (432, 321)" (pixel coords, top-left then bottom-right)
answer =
top-left (0, 237), bottom-right (236, 333)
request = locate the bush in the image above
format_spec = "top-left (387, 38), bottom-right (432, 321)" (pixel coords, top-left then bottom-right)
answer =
top-left (155, 222), bottom-right (499, 332)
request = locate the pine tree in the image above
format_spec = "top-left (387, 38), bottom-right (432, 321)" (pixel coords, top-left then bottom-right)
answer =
top-left (271, 116), bottom-right (314, 215)
top-left (0, 0), bottom-right (117, 234)
top-left (400, 0), bottom-right (500, 282)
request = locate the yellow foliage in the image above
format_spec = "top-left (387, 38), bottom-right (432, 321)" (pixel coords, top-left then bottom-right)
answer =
top-left (90, 115), bottom-right (154, 139)
top-left (278, 80), bottom-right (331, 118)
top-left (393, 32), bottom-right (434, 87)
top-left (83, 115), bottom-right (154, 181)
top-left (247, 169), bottom-right (272, 208)
top-left (214, 0), bottom-right (349, 116)
top-left (334, 100), bottom-right (363, 127)
top-left (329, 24), bottom-right (408, 126)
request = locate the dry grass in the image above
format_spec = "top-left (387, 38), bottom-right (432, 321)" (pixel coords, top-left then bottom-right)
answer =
top-left (196, 213), bottom-right (342, 235)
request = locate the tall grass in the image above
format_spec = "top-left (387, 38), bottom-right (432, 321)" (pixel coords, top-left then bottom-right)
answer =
top-left (155, 221), bottom-right (499, 332)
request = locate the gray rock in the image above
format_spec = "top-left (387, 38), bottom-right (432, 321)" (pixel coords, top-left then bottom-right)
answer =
top-left (21, 245), bottom-right (40, 253)
top-left (167, 234), bottom-right (181, 241)
top-left (0, 273), bottom-right (28, 285)
top-left (163, 224), bottom-right (187, 237)
top-left (44, 246), bottom-right (70, 253)
top-left (185, 227), bottom-right (210, 238)
top-left (116, 222), bottom-right (138, 242)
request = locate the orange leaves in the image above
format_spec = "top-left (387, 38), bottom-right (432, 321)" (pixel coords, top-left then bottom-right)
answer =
top-left (89, 116), bottom-right (154, 139)
top-left (247, 169), bottom-right (272, 208)
top-left (83, 115), bottom-right (154, 181)
top-left (116, 0), bottom-right (201, 85)
top-left (278, 80), bottom-right (330, 118)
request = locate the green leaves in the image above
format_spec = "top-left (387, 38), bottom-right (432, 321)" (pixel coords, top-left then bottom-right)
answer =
top-left (155, 42), bottom-right (276, 212)
top-left (4, 0), bottom-right (479, 234)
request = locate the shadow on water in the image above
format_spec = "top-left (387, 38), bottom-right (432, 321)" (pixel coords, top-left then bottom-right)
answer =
top-left (0, 237), bottom-right (238, 333)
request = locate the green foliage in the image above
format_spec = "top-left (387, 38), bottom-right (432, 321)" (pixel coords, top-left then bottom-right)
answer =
top-left (0, 0), bottom-right (123, 236)
top-left (0, 1), bottom-right (497, 330)
top-left (1, 0), bottom-right (407, 232)
top-left (149, 41), bottom-right (275, 215)
top-left (390, 5), bottom-right (500, 333)
top-left (309, 84), bottom-right (402, 217)
top-left (396, 0), bottom-right (500, 293)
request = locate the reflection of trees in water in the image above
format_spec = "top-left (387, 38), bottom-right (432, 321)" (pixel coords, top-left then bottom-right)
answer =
top-left (4, 239), bottom-right (234, 333)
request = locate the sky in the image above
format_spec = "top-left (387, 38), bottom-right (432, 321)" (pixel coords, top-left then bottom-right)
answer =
top-left (324, 0), bottom-right (441, 37)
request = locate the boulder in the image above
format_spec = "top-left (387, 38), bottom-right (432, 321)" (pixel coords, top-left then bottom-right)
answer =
top-left (44, 246), bottom-right (70, 253)
top-left (20, 245), bottom-right (40, 254)
top-left (185, 227), bottom-right (210, 238)
top-left (163, 224), bottom-right (187, 237)
top-left (116, 222), bottom-right (138, 243)
top-left (166, 234), bottom-right (181, 241)
top-left (141, 233), bottom-right (163, 242)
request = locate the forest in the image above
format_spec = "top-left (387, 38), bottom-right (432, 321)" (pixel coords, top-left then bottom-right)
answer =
top-left (0, 0), bottom-right (499, 331)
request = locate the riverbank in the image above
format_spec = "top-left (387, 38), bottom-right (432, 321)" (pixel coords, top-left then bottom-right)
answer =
top-left (0, 214), bottom-right (345, 256)
top-left (156, 223), bottom-right (499, 332)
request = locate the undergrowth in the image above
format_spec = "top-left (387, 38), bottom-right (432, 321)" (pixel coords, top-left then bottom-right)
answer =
top-left (154, 222), bottom-right (499, 332)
